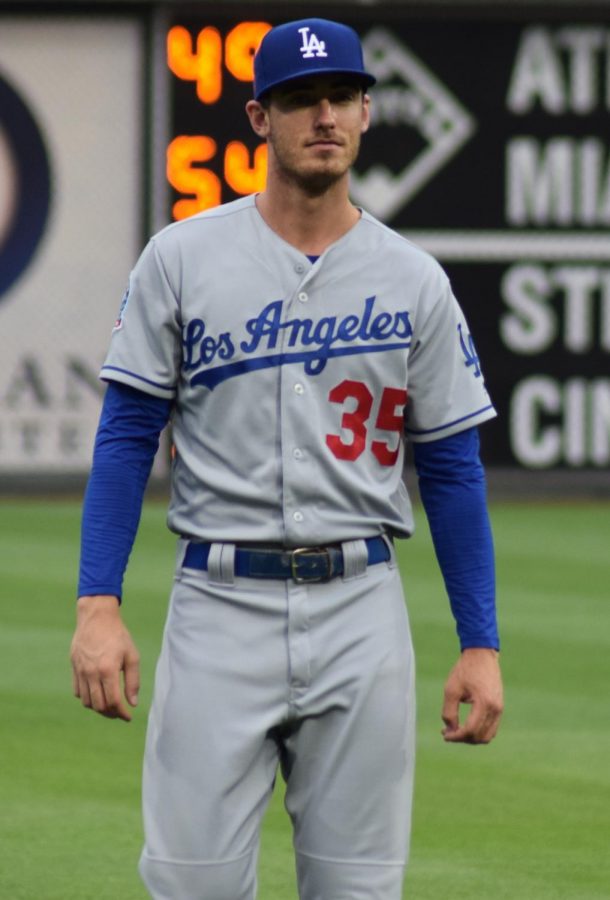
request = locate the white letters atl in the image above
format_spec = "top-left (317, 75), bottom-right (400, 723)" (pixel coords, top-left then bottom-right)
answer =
top-left (298, 27), bottom-right (328, 59)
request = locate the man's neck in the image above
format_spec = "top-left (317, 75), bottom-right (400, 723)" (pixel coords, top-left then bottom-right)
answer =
top-left (255, 178), bottom-right (360, 256)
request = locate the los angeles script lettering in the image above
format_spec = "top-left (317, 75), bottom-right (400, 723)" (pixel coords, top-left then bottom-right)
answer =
top-left (182, 296), bottom-right (413, 377)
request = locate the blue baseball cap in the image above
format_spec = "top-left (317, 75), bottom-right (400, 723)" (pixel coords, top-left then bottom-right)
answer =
top-left (253, 18), bottom-right (376, 100)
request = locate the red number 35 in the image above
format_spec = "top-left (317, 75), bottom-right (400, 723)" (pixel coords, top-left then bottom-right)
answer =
top-left (325, 379), bottom-right (408, 466)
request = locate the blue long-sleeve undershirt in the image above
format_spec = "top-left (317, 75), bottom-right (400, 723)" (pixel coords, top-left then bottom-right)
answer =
top-left (78, 382), bottom-right (498, 650)
top-left (77, 382), bottom-right (172, 599)
top-left (413, 429), bottom-right (498, 650)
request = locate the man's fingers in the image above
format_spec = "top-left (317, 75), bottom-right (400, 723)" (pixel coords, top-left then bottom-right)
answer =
top-left (73, 657), bottom-right (133, 720)
top-left (77, 675), bottom-right (93, 710)
top-left (441, 714), bottom-right (459, 737)
top-left (477, 705), bottom-right (502, 743)
top-left (101, 673), bottom-right (132, 722)
top-left (75, 673), bottom-right (132, 720)
top-left (123, 649), bottom-right (140, 708)
top-left (443, 698), bottom-right (502, 744)
top-left (441, 684), bottom-right (463, 735)
top-left (72, 667), bottom-right (80, 699)
top-left (89, 678), bottom-right (111, 715)
top-left (443, 707), bottom-right (482, 743)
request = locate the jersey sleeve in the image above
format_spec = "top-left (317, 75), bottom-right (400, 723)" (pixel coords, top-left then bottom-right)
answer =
top-left (101, 238), bottom-right (181, 398)
top-left (405, 271), bottom-right (496, 442)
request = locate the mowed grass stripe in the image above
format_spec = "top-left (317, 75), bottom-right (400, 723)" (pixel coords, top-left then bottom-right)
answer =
top-left (1, 499), bottom-right (608, 898)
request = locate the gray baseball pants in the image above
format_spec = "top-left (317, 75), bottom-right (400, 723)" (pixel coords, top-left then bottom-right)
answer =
top-left (139, 538), bottom-right (416, 899)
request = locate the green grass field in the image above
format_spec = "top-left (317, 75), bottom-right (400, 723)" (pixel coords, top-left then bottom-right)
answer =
top-left (1, 498), bottom-right (609, 899)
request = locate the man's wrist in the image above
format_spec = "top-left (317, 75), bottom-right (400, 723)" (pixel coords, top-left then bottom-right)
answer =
top-left (76, 595), bottom-right (121, 614)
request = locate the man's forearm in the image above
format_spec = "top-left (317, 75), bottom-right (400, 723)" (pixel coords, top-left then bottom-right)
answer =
top-left (412, 427), bottom-right (499, 650)
top-left (78, 381), bottom-right (171, 599)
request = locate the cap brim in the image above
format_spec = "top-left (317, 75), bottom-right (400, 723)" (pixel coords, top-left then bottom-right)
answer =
top-left (255, 68), bottom-right (376, 100)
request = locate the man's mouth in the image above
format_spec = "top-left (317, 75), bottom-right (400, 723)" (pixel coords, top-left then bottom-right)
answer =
top-left (306, 138), bottom-right (342, 148)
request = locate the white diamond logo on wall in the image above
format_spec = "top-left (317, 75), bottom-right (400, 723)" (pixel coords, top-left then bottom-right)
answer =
top-left (351, 28), bottom-right (476, 221)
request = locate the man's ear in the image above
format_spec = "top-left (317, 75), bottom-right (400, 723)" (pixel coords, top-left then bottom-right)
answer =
top-left (245, 100), bottom-right (270, 138)
top-left (361, 93), bottom-right (371, 135)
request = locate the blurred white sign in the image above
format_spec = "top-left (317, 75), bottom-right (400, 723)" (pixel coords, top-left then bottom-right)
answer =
top-left (0, 16), bottom-right (144, 473)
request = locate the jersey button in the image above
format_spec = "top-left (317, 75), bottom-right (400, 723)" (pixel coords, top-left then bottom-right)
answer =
top-left (293, 511), bottom-right (304, 522)
top-left (294, 383), bottom-right (304, 394)
top-left (293, 448), bottom-right (303, 459)
top-left (295, 263), bottom-right (305, 274)
top-left (297, 291), bottom-right (308, 303)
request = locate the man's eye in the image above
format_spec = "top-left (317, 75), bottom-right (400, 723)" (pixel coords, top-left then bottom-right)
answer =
top-left (290, 93), bottom-right (314, 106)
top-left (332, 90), bottom-right (357, 104)
top-left (280, 90), bottom-right (314, 107)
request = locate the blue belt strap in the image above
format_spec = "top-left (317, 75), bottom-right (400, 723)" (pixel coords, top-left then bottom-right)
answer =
top-left (182, 536), bottom-right (390, 583)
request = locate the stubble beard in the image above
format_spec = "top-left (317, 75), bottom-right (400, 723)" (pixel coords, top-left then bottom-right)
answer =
top-left (270, 132), bottom-right (361, 198)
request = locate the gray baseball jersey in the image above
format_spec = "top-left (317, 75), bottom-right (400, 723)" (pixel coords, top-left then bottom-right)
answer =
top-left (102, 194), bottom-right (495, 546)
top-left (102, 194), bottom-right (496, 900)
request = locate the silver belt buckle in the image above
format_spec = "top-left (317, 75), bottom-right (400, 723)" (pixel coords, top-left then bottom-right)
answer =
top-left (290, 547), bottom-right (331, 583)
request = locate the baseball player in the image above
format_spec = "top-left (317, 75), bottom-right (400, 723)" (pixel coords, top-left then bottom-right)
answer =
top-left (71, 17), bottom-right (503, 900)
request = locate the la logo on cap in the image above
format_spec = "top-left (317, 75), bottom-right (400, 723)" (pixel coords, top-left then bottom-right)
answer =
top-left (298, 26), bottom-right (328, 59)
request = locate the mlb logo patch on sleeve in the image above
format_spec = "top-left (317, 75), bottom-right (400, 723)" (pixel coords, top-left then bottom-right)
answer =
top-left (113, 286), bottom-right (130, 331)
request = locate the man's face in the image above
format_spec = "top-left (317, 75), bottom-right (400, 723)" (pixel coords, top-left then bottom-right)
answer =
top-left (250, 76), bottom-right (370, 194)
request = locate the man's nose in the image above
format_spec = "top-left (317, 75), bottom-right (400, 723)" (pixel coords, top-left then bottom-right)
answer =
top-left (314, 98), bottom-right (336, 125)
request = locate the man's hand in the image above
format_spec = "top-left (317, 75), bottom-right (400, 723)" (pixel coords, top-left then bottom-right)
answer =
top-left (70, 595), bottom-right (140, 722)
top-left (441, 647), bottom-right (503, 744)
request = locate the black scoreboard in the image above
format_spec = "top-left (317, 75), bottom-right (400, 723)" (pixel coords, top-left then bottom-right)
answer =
top-left (163, 6), bottom-right (610, 471)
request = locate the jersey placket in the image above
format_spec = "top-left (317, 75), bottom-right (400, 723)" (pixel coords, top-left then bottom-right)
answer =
top-left (278, 264), bottom-right (320, 547)
top-left (275, 264), bottom-right (321, 704)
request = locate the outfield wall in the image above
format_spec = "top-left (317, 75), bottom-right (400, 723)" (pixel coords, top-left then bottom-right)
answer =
top-left (1, 1), bottom-right (609, 495)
